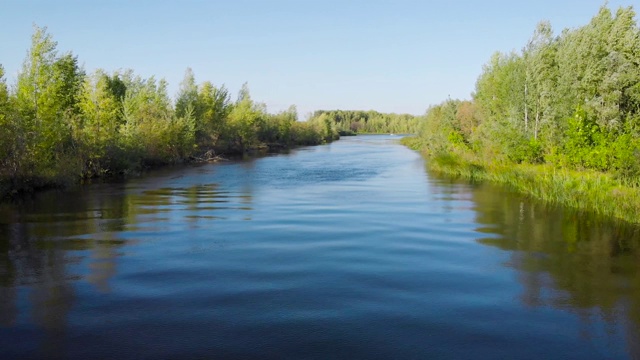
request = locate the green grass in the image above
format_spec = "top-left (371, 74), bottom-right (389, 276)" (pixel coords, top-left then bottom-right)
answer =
top-left (401, 137), bottom-right (640, 224)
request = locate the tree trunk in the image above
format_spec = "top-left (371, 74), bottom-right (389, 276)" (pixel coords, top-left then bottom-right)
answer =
top-left (524, 84), bottom-right (529, 132)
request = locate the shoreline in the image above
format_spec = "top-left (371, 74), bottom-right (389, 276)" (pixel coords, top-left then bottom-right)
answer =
top-left (402, 137), bottom-right (640, 225)
top-left (0, 141), bottom-right (332, 202)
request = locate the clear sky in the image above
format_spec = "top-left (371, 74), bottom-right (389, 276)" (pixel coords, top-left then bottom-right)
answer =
top-left (0, 0), bottom-right (636, 117)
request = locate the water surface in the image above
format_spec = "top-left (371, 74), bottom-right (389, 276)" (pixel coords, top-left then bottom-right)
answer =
top-left (1, 135), bottom-right (639, 359)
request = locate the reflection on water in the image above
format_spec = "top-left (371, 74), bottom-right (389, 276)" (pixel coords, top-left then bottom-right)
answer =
top-left (0, 181), bottom-right (252, 349)
top-left (0, 136), bottom-right (639, 359)
top-left (469, 181), bottom-right (640, 356)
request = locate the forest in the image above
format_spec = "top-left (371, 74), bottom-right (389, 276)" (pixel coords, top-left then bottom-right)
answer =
top-left (0, 26), bottom-right (339, 198)
top-left (308, 110), bottom-right (422, 135)
top-left (404, 5), bottom-right (640, 222)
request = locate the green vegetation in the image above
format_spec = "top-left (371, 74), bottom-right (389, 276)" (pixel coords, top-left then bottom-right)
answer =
top-left (308, 110), bottom-right (422, 135)
top-left (0, 26), bottom-right (336, 198)
top-left (405, 5), bottom-right (640, 223)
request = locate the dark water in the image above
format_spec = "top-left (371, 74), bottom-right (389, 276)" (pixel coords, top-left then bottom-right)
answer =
top-left (1, 135), bottom-right (639, 359)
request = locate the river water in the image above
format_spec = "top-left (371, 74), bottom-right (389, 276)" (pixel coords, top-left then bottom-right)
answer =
top-left (0, 135), bottom-right (639, 359)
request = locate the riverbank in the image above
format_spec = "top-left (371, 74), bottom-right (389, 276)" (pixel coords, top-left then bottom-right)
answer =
top-left (0, 139), bottom-right (335, 201)
top-left (402, 137), bottom-right (640, 224)
top-left (1, 26), bottom-right (342, 202)
top-left (399, 5), bottom-right (640, 224)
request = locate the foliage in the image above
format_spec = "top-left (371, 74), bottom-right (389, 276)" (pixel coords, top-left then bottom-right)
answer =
top-left (410, 4), bottom-right (640, 222)
top-left (309, 109), bottom-right (423, 134)
top-left (0, 27), bottom-right (333, 197)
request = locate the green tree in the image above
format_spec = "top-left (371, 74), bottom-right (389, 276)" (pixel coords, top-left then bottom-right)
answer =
top-left (226, 83), bottom-right (265, 151)
top-left (15, 25), bottom-right (58, 122)
top-left (309, 109), bottom-right (421, 135)
top-left (1, 26), bottom-right (335, 197)
top-left (474, 51), bottom-right (531, 160)
top-left (196, 81), bottom-right (231, 146)
top-left (76, 70), bottom-right (123, 175)
top-left (524, 21), bottom-right (558, 142)
top-left (0, 64), bottom-right (20, 182)
top-left (51, 53), bottom-right (85, 115)
top-left (175, 67), bottom-right (198, 119)
top-left (14, 25), bottom-right (84, 174)
top-left (0, 65), bottom-right (8, 112)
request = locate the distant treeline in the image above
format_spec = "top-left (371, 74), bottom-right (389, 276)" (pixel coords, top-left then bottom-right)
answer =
top-left (309, 110), bottom-right (422, 135)
top-left (406, 5), bottom-right (640, 222)
top-left (0, 26), bottom-right (336, 197)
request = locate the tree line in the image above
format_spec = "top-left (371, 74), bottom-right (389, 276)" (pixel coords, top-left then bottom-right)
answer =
top-left (413, 5), bottom-right (640, 185)
top-left (309, 110), bottom-right (422, 135)
top-left (0, 26), bottom-right (337, 197)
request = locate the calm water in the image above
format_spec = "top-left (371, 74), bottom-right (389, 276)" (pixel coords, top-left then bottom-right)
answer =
top-left (1, 135), bottom-right (639, 359)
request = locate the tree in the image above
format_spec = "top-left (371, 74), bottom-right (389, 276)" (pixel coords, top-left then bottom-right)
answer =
top-left (15, 25), bottom-right (58, 122)
top-left (237, 82), bottom-right (251, 103)
top-left (14, 25), bottom-right (84, 168)
top-left (76, 70), bottom-right (123, 174)
top-left (0, 64), bottom-right (19, 179)
top-left (604, 7), bottom-right (640, 130)
top-left (555, 6), bottom-right (613, 129)
top-left (524, 21), bottom-right (558, 142)
top-left (51, 53), bottom-right (85, 115)
top-left (0, 65), bottom-right (8, 111)
top-left (226, 84), bottom-right (265, 151)
top-left (175, 67), bottom-right (198, 119)
top-left (473, 51), bottom-right (530, 160)
top-left (417, 4), bottom-right (640, 171)
top-left (456, 100), bottom-right (481, 140)
top-left (196, 81), bottom-right (231, 145)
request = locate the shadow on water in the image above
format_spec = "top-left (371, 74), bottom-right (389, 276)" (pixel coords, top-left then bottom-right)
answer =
top-left (0, 178), bottom-right (252, 358)
top-left (0, 187), bottom-right (129, 357)
top-left (430, 171), bottom-right (640, 357)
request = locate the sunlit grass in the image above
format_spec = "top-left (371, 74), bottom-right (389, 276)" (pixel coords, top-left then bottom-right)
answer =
top-left (402, 137), bottom-right (640, 224)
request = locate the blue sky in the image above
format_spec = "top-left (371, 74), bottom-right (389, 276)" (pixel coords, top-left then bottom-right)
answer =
top-left (0, 0), bottom-right (636, 117)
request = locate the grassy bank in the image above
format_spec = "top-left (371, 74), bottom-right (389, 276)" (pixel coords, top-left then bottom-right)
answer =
top-left (399, 5), bottom-right (640, 224)
top-left (0, 26), bottom-right (338, 200)
top-left (402, 137), bottom-right (640, 224)
top-left (0, 131), bottom-right (337, 201)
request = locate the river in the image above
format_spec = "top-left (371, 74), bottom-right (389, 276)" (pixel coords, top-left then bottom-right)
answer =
top-left (0, 135), bottom-right (639, 359)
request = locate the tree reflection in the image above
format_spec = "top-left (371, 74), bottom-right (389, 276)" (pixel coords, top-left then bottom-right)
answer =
top-left (472, 183), bottom-right (640, 357)
top-left (0, 177), bottom-right (249, 350)
top-left (0, 186), bottom-right (132, 355)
